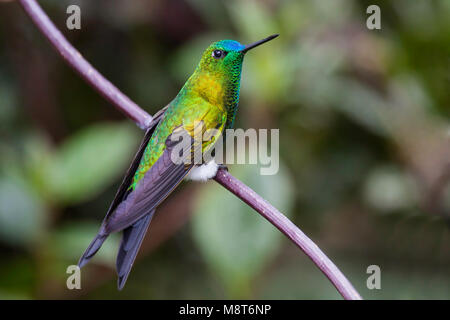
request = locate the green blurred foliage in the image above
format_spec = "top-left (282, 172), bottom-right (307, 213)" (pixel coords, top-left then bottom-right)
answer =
top-left (42, 123), bottom-right (139, 205)
top-left (0, 174), bottom-right (46, 246)
top-left (192, 164), bottom-right (294, 298)
top-left (0, 0), bottom-right (449, 299)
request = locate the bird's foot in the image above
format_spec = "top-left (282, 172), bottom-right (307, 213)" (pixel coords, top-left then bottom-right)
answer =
top-left (218, 164), bottom-right (228, 171)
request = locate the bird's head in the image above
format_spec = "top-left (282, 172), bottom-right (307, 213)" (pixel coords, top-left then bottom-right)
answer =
top-left (183, 34), bottom-right (278, 109)
top-left (196, 34), bottom-right (279, 79)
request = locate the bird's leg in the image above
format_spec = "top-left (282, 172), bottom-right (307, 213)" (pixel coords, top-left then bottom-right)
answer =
top-left (218, 164), bottom-right (228, 171)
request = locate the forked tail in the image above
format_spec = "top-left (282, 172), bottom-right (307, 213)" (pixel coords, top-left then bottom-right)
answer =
top-left (116, 211), bottom-right (154, 290)
top-left (78, 229), bottom-right (109, 268)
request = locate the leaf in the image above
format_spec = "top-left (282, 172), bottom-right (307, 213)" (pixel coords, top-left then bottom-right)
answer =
top-left (363, 165), bottom-right (418, 213)
top-left (0, 175), bottom-right (46, 247)
top-left (191, 163), bottom-right (294, 298)
top-left (44, 122), bottom-right (139, 205)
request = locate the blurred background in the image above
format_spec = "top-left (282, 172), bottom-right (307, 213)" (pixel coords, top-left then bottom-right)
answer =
top-left (0, 0), bottom-right (449, 299)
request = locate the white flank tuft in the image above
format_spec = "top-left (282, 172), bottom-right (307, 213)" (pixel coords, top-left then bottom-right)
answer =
top-left (186, 160), bottom-right (219, 182)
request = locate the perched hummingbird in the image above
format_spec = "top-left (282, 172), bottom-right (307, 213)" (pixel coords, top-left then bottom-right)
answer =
top-left (78, 34), bottom-right (279, 289)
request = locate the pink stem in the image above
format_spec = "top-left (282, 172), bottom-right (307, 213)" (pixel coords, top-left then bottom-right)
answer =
top-left (18, 0), bottom-right (153, 129)
top-left (214, 170), bottom-right (362, 300)
top-left (18, 0), bottom-right (362, 300)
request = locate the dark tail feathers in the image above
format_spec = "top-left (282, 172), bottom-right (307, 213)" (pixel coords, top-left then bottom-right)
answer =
top-left (116, 211), bottom-right (154, 290)
top-left (78, 230), bottom-right (109, 268)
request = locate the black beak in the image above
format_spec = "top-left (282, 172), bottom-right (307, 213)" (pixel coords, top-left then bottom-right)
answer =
top-left (241, 34), bottom-right (279, 54)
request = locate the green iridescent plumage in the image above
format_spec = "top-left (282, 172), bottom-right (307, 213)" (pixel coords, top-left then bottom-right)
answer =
top-left (78, 35), bottom-right (279, 290)
top-left (130, 39), bottom-right (246, 189)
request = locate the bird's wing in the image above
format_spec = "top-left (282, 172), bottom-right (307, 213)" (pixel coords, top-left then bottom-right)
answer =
top-left (103, 124), bottom-right (202, 233)
top-left (113, 121), bottom-right (204, 289)
top-left (103, 106), bottom-right (168, 221)
top-left (78, 107), bottom-right (168, 268)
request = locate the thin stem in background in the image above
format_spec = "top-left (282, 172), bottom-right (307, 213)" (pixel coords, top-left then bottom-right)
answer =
top-left (17, 0), bottom-right (362, 300)
top-left (214, 170), bottom-right (362, 300)
top-left (18, 0), bottom-right (153, 129)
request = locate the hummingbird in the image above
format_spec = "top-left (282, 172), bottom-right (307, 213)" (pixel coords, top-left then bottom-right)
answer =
top-left (78, 34), bottom-right (279, 290)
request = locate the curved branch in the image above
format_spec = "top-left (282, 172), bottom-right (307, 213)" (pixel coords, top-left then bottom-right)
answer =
top-left (214, 170), bottom-right (362, 300)
top-left (18, 0), bottom-right (362, 300)
top-left (18, 0), bottom-right (152, 129)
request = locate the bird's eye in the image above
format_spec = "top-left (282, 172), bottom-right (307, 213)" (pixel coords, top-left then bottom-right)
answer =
top-left (212, 50), bottom-right (225, 59)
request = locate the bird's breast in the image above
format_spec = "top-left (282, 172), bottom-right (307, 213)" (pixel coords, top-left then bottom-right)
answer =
top-left (194, 74), bottom-right (226, 109)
